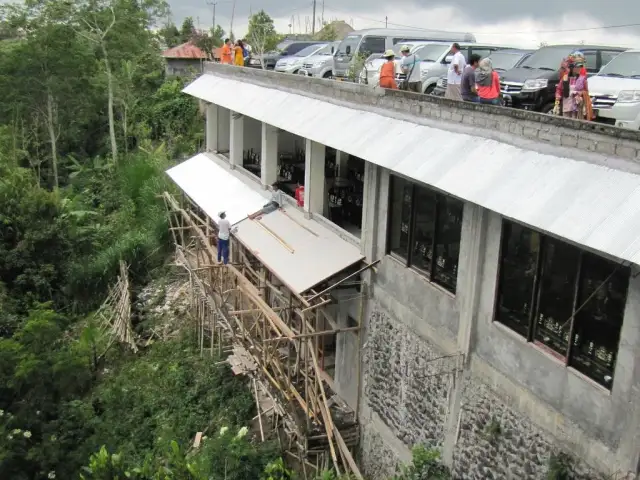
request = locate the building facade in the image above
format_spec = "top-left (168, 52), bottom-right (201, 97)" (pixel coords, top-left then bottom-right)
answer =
top-left (171, 63), bottom-right (640, 479)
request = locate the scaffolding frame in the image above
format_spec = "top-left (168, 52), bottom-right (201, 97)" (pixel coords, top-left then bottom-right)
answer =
top-left (163, 191), bottom-right (364, 478)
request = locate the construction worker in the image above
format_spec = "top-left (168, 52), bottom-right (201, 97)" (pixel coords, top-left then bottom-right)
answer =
top-left (217, 211), bottom-right (231, 264)
top-left (379, 50), bottom-right (398, 89)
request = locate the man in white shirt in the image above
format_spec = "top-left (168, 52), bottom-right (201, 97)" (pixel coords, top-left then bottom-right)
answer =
top-left (445, 43), bottom-right (466, 101)
top-left (248, 183), bottom-right (282, 219)
top-left (399, 45), bottom-right (422, 93)
top-left (217, 211), bottom-right (231, 264)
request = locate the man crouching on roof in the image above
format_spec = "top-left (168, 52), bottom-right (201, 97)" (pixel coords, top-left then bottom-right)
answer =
top-left (248, 182), bottom-right (282, 219)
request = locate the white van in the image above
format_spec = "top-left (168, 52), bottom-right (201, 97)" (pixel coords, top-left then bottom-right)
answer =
top-left (332, 28), bottom-right (476, 80)
top-left (589, 50), bottom-right (640, 130)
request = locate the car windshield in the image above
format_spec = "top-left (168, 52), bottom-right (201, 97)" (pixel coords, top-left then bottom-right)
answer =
top-left (392, 43), bottom-right (415, 56)
top-left (598, 51), bottom-right (640, 78)
top-left (294, 44), bottom-right (324, 57)
top-left (487, 51), bottom-right (530, 71)
top-left (316, 42), bottom-right (338, 56)
top-left (518, 47), bottom-right (572, 71)
top-left (274, 41), bottom-right (291, 53)
top-left (336, 35), bottom-right (361, 55)
top-left (412, 43), bottom-right (450, 62)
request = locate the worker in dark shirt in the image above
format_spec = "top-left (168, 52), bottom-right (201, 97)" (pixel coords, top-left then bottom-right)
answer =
top-left (460, 54), bottom-right (481, 102)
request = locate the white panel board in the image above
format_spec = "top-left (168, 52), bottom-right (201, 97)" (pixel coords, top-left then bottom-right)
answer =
top-left (167, 153), bottom-right (268, 226)
top-left (233, 206), bottom-right (364, 294)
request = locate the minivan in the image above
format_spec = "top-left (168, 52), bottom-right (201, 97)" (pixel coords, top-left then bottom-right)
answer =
top-left (248, 40), bottom-right (325, 70)
top-left (332, 28), bottom-right (476, 80)
top-left (499, 44), bottom-right (627, 113)
top-left (588, 49), bottom-right (640, 130)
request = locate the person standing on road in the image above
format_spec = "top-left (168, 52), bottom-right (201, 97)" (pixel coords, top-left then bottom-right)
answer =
top-left (445, 43), bottom-right (466, 101)
top-left (399, 45), bottom-right (421, 93)
top-left (379, 50), bottom-right (398, 90)
top-left (234, 40), bottom-right (245, 66)
top-left (221, 38), bottom-right (233, 65)
top-left (461, 54), bottom-right (481, 102)
top-left (217, 211), bottom-right (231, 265)
top-left (475, 58), bottom-right (501, 105)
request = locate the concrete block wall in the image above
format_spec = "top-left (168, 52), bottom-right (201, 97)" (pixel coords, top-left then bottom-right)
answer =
top-left (203, 62), bottom-right (640, 165)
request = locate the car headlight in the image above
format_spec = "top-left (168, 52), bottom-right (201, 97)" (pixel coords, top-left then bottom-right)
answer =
top-left (313, 61), bottom-right (326, 67)
top-left (436, 78), bottom-right (444, 87)
top-left (522, 79), bottom-right (548, 91)
top-left (420, 69), bottom-right (429, 78)
top-left (617, 90), bottom-right (640, 103)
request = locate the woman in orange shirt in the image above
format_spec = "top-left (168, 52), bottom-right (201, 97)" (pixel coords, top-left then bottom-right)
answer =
top-left (475, 58), bottom-right (501, 105)
top-left (379, 50), bottom-right (397, 89)
top-left (234, 40), bottom-right (245, 66)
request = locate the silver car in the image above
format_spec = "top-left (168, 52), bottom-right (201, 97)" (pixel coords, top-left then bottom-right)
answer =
top-left (274, 43), bottom-right (328, 74)
top-left (298, 42), bottom-right (340, 78)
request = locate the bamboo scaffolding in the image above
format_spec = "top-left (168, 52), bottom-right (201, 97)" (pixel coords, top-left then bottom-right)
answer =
top-left (163, 191), bottom-right (362, 479)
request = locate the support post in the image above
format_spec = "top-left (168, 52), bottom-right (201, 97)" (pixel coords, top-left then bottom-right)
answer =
top-left (206, 103), bottom-right (219, 152)
top-left (304, 138), bottom-right (325, 217)
top-left (230, 111), bottom-right (244, 169)
top-left (261, 122), bottom-right (278, 188)
top-left (336, 150), bottom-right (348, 178)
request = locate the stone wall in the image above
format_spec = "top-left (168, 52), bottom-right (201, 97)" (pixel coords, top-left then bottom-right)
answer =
top-left (364, 307), bottom-right (453, 450)
top-left (453, 380), bottom-right (607, 480)
top-left (359, 423), bottom-right (401, 479)
top-left (203, 62), bottom-right (640, 165)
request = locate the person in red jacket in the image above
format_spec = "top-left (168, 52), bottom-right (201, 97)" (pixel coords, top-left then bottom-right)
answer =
top-left (295, 183), bottom-right (304, 207)
top-left (475, 58), bottom-right (501, 105)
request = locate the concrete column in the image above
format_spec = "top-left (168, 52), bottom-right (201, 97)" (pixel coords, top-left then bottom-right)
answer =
top-left (336, 150), bottom-right (349, 178)
top-left (261, 123), bottom-right (278, 188)
top-left (304, 138), bottom-right (326, 216)
top-left (205, 103), bottom-right (219, 152)
top-left (243, 117), bottom-right (262, 153)
top-left (442, 202), bottom-right (488, 465)
top-left (360, 161), bottom-right (378, 258)
top-left (229, 112), bottom-right (244, 169)
top-left (217, 107), bottom-right (230, 154)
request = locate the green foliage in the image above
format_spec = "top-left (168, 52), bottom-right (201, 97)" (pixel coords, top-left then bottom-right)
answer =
top-left (246, 10), bottom-right (280, 58)
top-left (347, 53), bottom-right (370, 82)
top-left (262, 457), bottom-right (294, 480)
top-left (547, 451), bottom-right (572, 480)
top-left (392, 445), bottom-right (451, 480)
top-left (317, 24), bottom-right (338, 41)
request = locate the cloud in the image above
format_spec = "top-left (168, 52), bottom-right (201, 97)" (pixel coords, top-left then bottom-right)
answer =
top-left (167, 0), bottom-right (640, 48)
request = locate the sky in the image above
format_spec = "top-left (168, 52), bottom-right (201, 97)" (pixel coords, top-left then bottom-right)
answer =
top-left (168, 0), bottom-right (640, 49)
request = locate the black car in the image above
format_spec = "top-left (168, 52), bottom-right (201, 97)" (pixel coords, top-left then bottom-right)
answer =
top-left (247, 40), bottom-right (322, 70)
top-left (432, 48), bottom-right (534, 96)
top-left (499, 44), bottom-right (626, 113)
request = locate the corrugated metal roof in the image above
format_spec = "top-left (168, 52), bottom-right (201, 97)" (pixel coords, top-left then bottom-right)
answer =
top-left (183, 73), bottom-right (640, 265)
top-left (162, 42), bottom-right (207, 59)
top-left (166, 153), bottom-right (267, 226)
top-left (234, 205), bottom-right (364, 294)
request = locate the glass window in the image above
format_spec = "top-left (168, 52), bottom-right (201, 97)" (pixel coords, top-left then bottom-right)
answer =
top-left (388, 176), bottom-right (412, 261)
top-left (359, 36), bottom-right (386, 56)
top-left (570, 253), bottom-right (628, 386)
top-left (410, 186), bottom-right (436, 274)
top-left (581, 50), bottom-right (598, 74)
top-left (469, 48), bottom-right (496, 60)
top-left (519, 47), bottom-right (572, 71)
top-left (284, 43), bottom-right (311, 55)
top-left (494, 220), bottom-right (630, 389)
top-left (598, 51), bottom-right (640, 78)
top-left (386, 175), bottom-right (463, 294)
top-left (336, 35), bottom-right (361, 55)
top-left (495, 223), bottom-right (540, 338)
top-left (411, 44), bottom-right (450, 63)
top-left (433, 194), bottom-right (463, 292)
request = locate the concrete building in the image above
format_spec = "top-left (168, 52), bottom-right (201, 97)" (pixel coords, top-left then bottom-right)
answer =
top-left (170, 63), bottom-right (640, 479)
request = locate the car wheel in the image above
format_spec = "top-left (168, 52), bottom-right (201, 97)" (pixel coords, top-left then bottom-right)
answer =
top-left (541, 103), bottom-right (555, 114)
top-left (424, 85), bottom-right (435, 95)
top-left (323, 72), bottom-right (333, 79)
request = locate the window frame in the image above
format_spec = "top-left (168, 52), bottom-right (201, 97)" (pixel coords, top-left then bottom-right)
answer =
top-left (359, 36), bottom-right (386, 56)
top-left (493, 219), bottom-right (630, 388)
top-left (386, 174), bottom-right (463, 294)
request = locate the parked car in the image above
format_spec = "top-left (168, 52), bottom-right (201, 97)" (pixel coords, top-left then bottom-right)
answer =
top-left (358, 41), bottom-right (441, 86)
top-left (274, 43), bottom-right (329, 74)
top-left (499, 44), bottom-right (626, 113)
top-left (248, 40), bottom-right (323, 70)
top-left (298, 41), bottom-right (341, 78)
top-left (588, 49), bottom-right (640, 130)
top-left (332, 28), bottom-right (476, 81)
top-left (432, 48), bottom-right (534, 96)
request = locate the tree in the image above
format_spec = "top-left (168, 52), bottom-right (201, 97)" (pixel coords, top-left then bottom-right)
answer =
top-left (246, 10), bottom-right (280, 69)
top-left (317, 24), bottom-right (337, 41)
top-left (159, 21), bottom-right (180, 48)
top-left (191, 25), bottom-right (224, 59)
top-left (180, 16), bottom-right (195, 43)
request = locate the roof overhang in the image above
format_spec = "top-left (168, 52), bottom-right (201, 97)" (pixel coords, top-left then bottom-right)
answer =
top-left (167, 153), bottom-right (364, 294)
top-left (166, 153), bottom-right (267, 226)
top-left (184, 73), bottom-right (640, 266)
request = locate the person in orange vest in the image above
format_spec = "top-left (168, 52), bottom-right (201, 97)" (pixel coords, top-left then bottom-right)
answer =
top-left (379, 50), bottom-right (398, 89)
top-left (220, 38), bottom-right (232, 65)
top-left (295, 183), bottom-right (304, 207)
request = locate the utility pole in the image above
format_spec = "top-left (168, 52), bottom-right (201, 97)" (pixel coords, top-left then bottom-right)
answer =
top-left (229, 0), bottom-right (236, 40)
top-left (311, 0), bottom-right (316, 35)
top-left (205, 0), bottom-right (216, 30)
top-left (385, 16), bottom-right (388, 28)
top-left (321, 0), bottom-right (324, 26)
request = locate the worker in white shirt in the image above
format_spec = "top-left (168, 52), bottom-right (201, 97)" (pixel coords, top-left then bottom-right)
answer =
top-left (445, 43), bottom-right (466, 101)
top-left (217, 211), bottom-right (231, 264)
top-left (248, 182), bottom-right (282, 219)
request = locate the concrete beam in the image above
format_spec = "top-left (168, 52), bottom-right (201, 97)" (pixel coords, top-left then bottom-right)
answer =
top-left (205, 103), bottom-right (219, 152)
top-left (218, 107), bottom-right (230, 154)
top-left (261, 123), bottom-right (278, 188)
top-left (230, 112), bottom-right (244, 169)
top-left (304, 138), bottom-right (326, 216)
